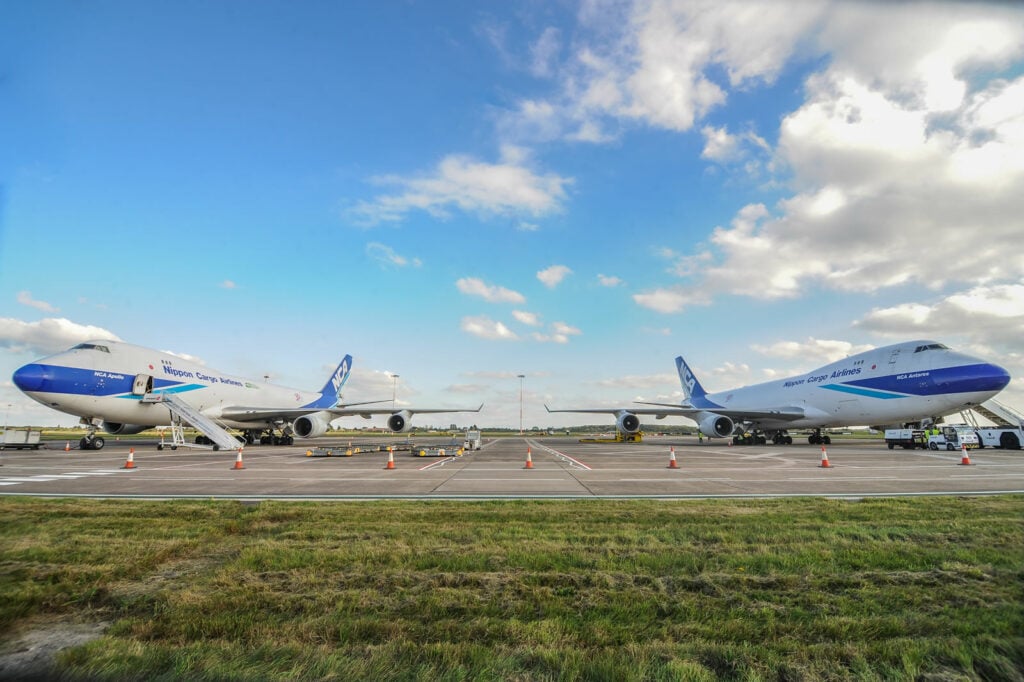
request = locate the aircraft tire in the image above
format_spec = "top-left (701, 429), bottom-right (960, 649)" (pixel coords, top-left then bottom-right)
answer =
top-left (1000, 432), bottom-right (1020, 450)
top-left (92, 436), bottom-right (104, 450)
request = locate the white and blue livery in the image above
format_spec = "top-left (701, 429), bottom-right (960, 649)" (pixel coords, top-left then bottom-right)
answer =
top-left (13, 340), bottom-right (481, 450)
top-left (548, 340), bottom-right (1011, 445)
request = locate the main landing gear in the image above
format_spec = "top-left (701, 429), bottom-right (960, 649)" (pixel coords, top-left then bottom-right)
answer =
top-left (731, 430), bottom-right (794, 445)
top-left (807, 429), bottom-right (831, 445)
top-left (242, 428), bottom-right (294, 446)
top-left (771, 431), bottom-right (794, 445)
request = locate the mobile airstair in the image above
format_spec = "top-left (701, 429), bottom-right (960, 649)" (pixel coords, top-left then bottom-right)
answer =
top-left (972, 399), bottom-right (1024, 429)
top-left (142, 392), bottom-right (241, 451)
top-left (961, 399), bottom-right (1024, 430)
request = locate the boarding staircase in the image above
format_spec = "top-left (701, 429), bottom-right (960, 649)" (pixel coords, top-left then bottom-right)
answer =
top-left (960, 398), bottom-right (1024, 430)
top-left (142, 392), bottom-right (241, 451)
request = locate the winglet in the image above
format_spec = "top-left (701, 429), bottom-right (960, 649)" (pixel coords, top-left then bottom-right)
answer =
top-left (675, 356), bottom-right (708, 402)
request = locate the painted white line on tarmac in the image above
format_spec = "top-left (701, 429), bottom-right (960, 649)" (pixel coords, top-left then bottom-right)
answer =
top-left (527, 440), bottom-right (593, 470)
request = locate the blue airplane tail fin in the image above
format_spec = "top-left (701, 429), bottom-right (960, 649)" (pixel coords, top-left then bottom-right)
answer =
top-left (318, 354), bottom-right (353, 406)
top-left (675, 356), bottom-right (709, 402)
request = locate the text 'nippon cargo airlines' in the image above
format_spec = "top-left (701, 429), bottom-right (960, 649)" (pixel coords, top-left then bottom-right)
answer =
top-left (547, 340), bottom-right (1010, 445)
top-left (12, 341), bottom-right (482, 450)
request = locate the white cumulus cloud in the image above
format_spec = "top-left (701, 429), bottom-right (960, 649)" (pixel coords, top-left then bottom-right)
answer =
top-left (752, 338), bottom-right (875, 365)
top-left (366, 242), bottom-right (423, 268)
top-left (456, 278), bottom-right (526, 304)
top-left (17, 291), bottom-right (58, 313)
top-left (512, 310), bottom-right (542, 326)
top-left (349, 146), bottom-right (572, 226)
top-left (537, 264), bottom-right (573, 288)
top-left (460, 316), bottom-right (519, 341)
top-left (0, 317), bottom-right (121, 356)
top-left (532, 321), bottom-right (582, 344)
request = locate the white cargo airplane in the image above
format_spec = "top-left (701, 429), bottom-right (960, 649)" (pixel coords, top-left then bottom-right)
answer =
top-left (547, 340), bottom-right (1010, 445)
top-left (12, 340), bottom-right (482, 450)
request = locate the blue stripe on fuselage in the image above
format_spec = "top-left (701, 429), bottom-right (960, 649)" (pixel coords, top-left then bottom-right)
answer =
top-left (13, 363), bottom-right (196, 398)
top-left (821, 384), bottom-right (905, 400)
top-left (832, 363), bottom-right (1008, 397)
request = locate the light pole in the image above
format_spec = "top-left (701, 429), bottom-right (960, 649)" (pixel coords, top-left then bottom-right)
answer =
top-left (392, 374), bottom-right (400, 408)
top-left (517, 374), bottom-right (525, 435)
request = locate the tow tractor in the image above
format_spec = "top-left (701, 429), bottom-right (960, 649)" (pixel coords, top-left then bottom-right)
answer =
top-left (975, 426), bottom-right (1024, 450)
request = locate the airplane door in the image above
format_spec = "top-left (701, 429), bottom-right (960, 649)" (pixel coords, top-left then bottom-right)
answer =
top-left (888, 348), bottom-right (901, 366)
top-left (132, 374), bottom-right (154, 396)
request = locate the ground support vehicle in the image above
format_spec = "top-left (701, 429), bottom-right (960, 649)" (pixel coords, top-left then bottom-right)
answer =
top-left (975, 427), bottom-right (1024, 450)
top-left (0, 430), bottom-right (42, 450)
top-left (927, 425), bottom-right (980, 451)
top-left (884, 429), bottom-right (927, 450)
top-left (413, 445), bottom-right (464, 457)
top-left (463, 430), bottom-right (482, 451)
top-left (580, 432), bottom-right (643, 443)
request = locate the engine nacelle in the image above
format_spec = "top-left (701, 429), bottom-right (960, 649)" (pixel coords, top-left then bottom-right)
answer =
top-left (292, 413), bottom-right (330, 439)
top-left (698, 413), bottom-right (734, 438)
top-left (387, 410), bottom-right (414, 433)
top-left (102, 422), bottom-right (154, 435)
top-left (615, 411), bottom-right (641, 435)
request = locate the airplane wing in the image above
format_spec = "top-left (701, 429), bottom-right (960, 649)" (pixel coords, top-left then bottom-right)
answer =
top-left (545, 404), bottom-right (806, 421)
top-left (631, 402), bottom-right (806, 422)
top-left (325, 404), bottom-right (484, 418)
top-left (219, 400), bottom-right (392, 423)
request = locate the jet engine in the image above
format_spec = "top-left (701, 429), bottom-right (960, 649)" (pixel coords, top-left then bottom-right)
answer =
top-left (615, 411), bottom-right (641, 434)
top-left (101, 422), bottom-right (154, 435)
top-left (387, 410), bottom-right (414, 433)
top-left (698, 413), bottom-right (734, 438)
top-left (292, 413), bottom-right (330, 438)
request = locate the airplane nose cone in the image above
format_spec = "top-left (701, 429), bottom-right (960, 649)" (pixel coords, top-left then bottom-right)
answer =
top-left (987, 363), bottom-right (1012, 392)
top-left (12, 363), bottom-right (51, 393)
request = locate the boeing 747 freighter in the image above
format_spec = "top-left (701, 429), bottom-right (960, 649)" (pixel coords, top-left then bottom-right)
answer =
top-left (547, 340), bottom-right (1010, 445)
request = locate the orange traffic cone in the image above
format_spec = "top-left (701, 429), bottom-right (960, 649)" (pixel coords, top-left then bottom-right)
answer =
top-left (122, 448), bottom-right (136, 470)
top-left (384, 448), bottom-right (395, 470)
top-left (959, 444), bottom-right (972, 466)
top-left (232, 449), bottom-right (245, 470)
top-left (524, 447), bottom-right (534, 469)
top-left (64, 441), bottom-right (70, 452)
top-left (668, 446), bottom-right (679, 469)
top-left (818, 445), bottom-right (831, 468)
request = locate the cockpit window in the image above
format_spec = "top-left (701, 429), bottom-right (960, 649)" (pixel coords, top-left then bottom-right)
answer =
top-left (72, 343), bottom-right (110, 353)
top-left (913, 343), bottom-right (949, 353)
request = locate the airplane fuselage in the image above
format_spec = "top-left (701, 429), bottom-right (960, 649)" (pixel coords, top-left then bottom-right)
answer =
top-left (691, 341), bottom-right (1010, 429)
top-left (13, 341), bottom-right (326, 430)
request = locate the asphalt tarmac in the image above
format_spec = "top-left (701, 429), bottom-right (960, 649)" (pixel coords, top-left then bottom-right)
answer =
top-left (1, 436), bottom-right (1023, 499)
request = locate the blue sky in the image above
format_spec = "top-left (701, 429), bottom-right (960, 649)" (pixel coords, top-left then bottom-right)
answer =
top-left (3, 1), bottom-right (1023, 429)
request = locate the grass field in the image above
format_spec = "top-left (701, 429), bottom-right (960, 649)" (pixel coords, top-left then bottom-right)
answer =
top-left (1, 496), bottom-right (1022, 680)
